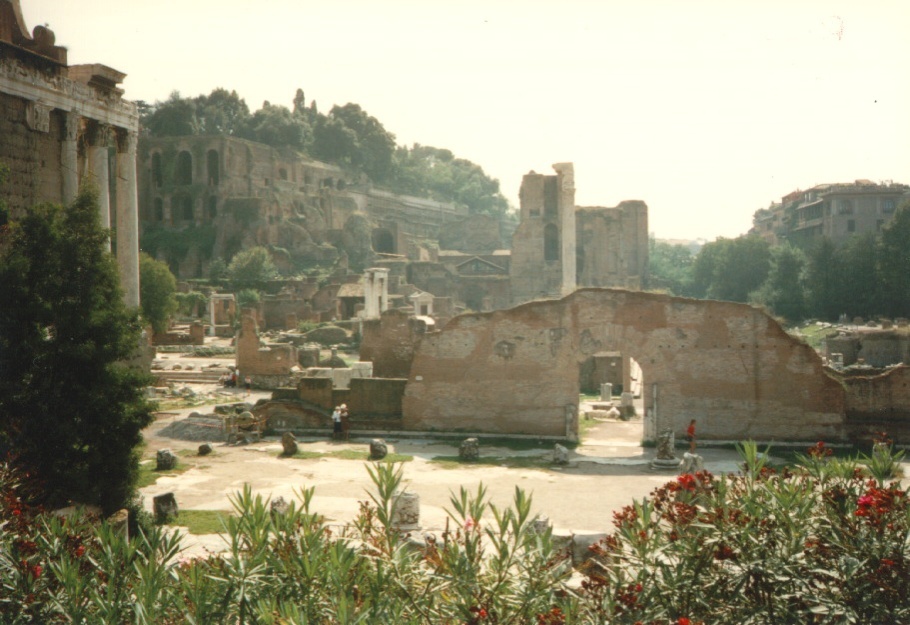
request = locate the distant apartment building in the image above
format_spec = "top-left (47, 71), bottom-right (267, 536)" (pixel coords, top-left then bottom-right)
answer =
top-left (750, 180), bottom-right (910, 247)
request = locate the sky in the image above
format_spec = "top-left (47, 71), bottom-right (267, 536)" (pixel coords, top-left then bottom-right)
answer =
top-left (19, 0), bottom-right (910, 241)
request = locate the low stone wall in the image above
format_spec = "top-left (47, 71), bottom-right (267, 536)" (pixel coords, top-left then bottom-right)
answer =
top-left (843, 365), bottom-right (910, 444)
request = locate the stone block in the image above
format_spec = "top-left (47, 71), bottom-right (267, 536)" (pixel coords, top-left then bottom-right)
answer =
top-left (153, 493), bottom-right (178, 520)
top-left (156, 448), bottom-right (178, 471)
top-left (270, 496), bottom-right (290, 516)
top-left (391, 490), bottom-right (420, 531)
top-left (459, 437), bottom-right (480, 461)
top-left (198, 443), bottom-right (214, 456)
top-left (370, 438), bottom-right (388, 460)
top-left (107, 508), bottom-right (129, 541)
top-left (281, 431), bottom-right (298, 456)
top-left (552, 443), bottom-right (569, 465)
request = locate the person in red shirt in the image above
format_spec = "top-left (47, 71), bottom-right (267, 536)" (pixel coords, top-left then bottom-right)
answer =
top-left (686, 419), bottom-right (696, 452)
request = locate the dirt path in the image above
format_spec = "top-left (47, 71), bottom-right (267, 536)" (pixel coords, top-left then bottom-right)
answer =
top-left (140, 400), bottom-right (746, 555)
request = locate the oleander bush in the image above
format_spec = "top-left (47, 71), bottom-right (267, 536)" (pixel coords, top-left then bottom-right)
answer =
top-left (1, 439), bottom-right (908, 624)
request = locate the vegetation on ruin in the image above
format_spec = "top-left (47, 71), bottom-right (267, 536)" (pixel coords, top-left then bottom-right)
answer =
top-left (650, 200), bottom-right (910, 323)
top-left (0, 186), bottom-right (155, 515)
top-left (139, 223), bottom-right (216, 269)
top-left (3, 441), bottom-right (909, 623)
top-left (139, 253), bottom-right (179, 334)
top-left (228, 246), bottom-right (279, 289)
top-left (140, 88), bottom-right (510, 217)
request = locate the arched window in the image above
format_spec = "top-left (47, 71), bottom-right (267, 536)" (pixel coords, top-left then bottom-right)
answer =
top-left (206, 149), bottom-right (219, 185)
top-left (207, 196), bottom-right (218, 219)
top-left (151, 152), bottom-right (163, 187)
top-left (372, 228), bottom-right (396, 254)
top-left (544, 177), bottom-right (558, 218)
top-left (175, 151), bottom-right (193, 185)
top-left (544, 223), bottom-right (560, 261)
top-left (180, 196), bottom-right (194, 221)
top-left (153, 198), bottom-right (164, 222)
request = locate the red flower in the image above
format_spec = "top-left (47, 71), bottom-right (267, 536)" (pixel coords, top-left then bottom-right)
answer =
top-left (30, 564), bottom-right (41, 578)
top-left (677, 473), bottom-right (697, 491)
top-left (678, 618), bottom-right (691, 625)
top-left (74, 545), bottom-right (85, 557)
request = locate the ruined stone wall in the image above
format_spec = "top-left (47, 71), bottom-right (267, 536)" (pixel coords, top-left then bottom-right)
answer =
top-left (403, 288), bottom-right (846, 442)
top-left (509, 168), bottom-right (571, 304)
top-left (842, 366), bottom-right (910, 443)
top-left (0, 93), bottom-right (64, 214)
top-left (359, 309), bottom-right (429, 378)
top-left (576, 200), bottom-right (648, 289)
top-left (438, 214), bottom-right (506, 252)
top-left (826, 331), bottom-right (910, 368)
top-left (236, 315), bottom-right (297, 378)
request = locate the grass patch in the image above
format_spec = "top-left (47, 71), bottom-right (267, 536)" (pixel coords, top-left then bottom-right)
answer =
top-left (282, 449), bottom-right (413, 463)
top-left (789, 322), bottom-right (832, 350)
top-left (428, 455), bottom-right (552, 470)
top-left (136, 460), bottom-right (193, 489)
top-left (164, 509), bottom-right (234, 535)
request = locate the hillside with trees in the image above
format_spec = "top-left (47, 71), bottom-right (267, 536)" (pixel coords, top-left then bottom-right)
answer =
top-left (139, 89), bottom-right (509, 218)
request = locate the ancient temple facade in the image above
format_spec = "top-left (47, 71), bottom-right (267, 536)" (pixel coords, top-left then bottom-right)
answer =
top-left (0, 0), bottom-right (141, 306)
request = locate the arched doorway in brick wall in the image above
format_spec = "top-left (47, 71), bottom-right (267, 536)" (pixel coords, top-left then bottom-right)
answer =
top-left (403, 288), bottom-right (846, 443)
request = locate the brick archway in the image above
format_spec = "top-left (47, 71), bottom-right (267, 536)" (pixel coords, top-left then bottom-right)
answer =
top-left (403, 288), bottom-right (846, 443)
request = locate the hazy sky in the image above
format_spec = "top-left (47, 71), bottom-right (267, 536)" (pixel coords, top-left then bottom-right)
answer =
top-left (19, 0), bottom-right (910, 240)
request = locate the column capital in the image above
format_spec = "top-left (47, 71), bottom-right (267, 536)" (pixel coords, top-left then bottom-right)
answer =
top-left (115, 127), bottom-right (138, 155)
top-left (86, 121), bottom-right (113, 147)
top-left (63, 111), bottom-right (82, 141)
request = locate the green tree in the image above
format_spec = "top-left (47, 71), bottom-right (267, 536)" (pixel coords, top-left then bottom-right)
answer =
top-left (0, 186), bottom-right (154, 514)
top-left (877, 201), bottom-right (910, 318)
top-left (752, 244), bottom-right (807, 322)
top-left (648, 238), bottom-right (694, 295)
top-left (840, 232), bottom-right (881, 319)
top-left (195, 88), bottom-right (250, 136)
top-left (141, 90), bottom-right (198, 136)
top-left (329, 103), bottom-right (396, 182)
top-left (805, 237), bottom-right (843, 321)
top-left (139, 252), bottom-right (178, 334)
top-left (228, 246), bottom-right (278, 287)
top-left (690, 236), bottom-right (771, 302)
top-left (237, 101), bottom-right (306, 150)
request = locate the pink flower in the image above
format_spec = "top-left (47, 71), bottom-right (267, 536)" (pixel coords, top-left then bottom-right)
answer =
top-left (464, 516), bottom-right (477, 531)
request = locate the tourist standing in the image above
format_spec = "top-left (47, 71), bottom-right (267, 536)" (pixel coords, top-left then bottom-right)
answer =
top-left (687, 419), bottom-right (696, 452)
top-left (331, 406), bottom-right (342, 440)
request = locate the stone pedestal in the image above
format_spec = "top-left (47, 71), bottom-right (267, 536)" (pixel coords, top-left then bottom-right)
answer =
top-left (650, 429), bottom-right (681, 471)
top-left (600, 383), bottom-right (613, 401)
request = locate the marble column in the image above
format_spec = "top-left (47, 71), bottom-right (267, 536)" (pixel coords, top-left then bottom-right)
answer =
top-left (553, 162), bottom-right (577, 297)
top-left (61, 111), bottom-right (81, 204)
top-left (115, 129), bottom-right (140, 308)
top-left (87, 123), bottom-right (112, 250)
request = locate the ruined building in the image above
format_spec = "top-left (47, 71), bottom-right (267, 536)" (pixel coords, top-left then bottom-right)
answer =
top-left (509, 163), bottom-right (648, 305)
top-left (0, 0), bottom-right (141, 305)
top-left (137, 135), bottom-right (475, 278)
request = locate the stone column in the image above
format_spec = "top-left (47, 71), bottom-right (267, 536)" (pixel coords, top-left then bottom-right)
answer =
top-left (87, 123), bottom-right (112, 250)
top-left (62, 112), bottom-right (81, 204)
top-left (553, 162), bottom-right (576, 296)
top-left (115, 129), bottom-right (140, 308)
